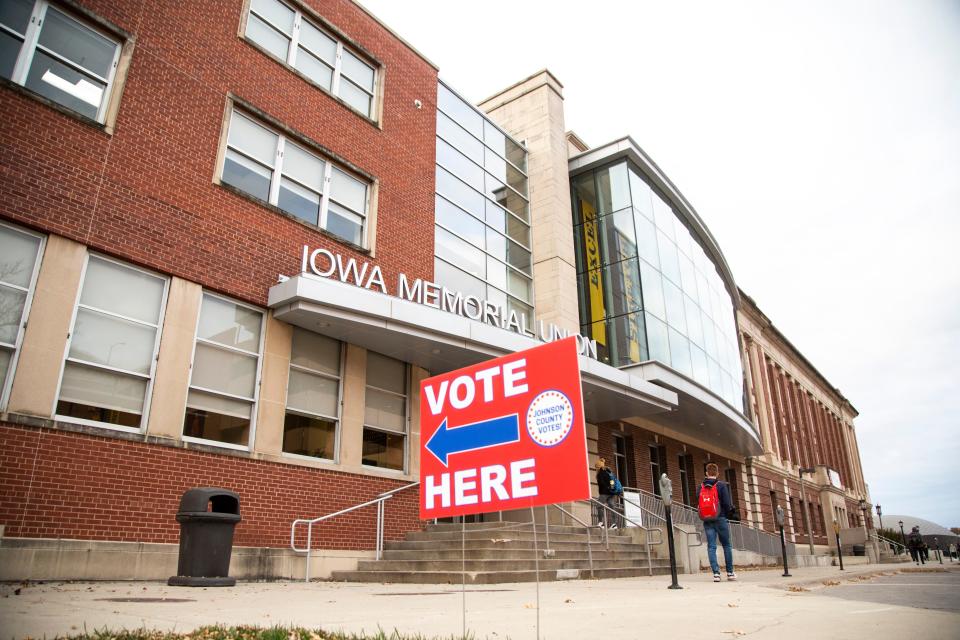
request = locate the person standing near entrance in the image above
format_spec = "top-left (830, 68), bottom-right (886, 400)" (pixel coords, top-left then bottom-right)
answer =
top-left (698, 463), bottom-right (737, 582)
top-left (595, 458), bottom-right (623, 528)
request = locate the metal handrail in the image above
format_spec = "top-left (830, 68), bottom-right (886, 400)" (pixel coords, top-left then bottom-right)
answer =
top-left (589, 497), bottom-right (663, 575)
top-left (377, 480), bottom-right (419, 499)
top-left (550, 502), bottom-right (598, 578)
top-left (874, 531), bottom-right (907, 555)
top-left (623, 485), bottom-right (793, 558)
top-left (621, 492), bottom-right (701, 542)
top-left (290, 481), bottom-right (420, 582)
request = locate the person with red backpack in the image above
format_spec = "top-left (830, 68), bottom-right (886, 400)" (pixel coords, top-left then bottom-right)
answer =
top-left (698, 462), bottom-right (737, 582)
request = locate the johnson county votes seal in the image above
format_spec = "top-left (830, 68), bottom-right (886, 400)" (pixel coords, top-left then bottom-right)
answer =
top-left (525, 390), bottom-right (573, 447)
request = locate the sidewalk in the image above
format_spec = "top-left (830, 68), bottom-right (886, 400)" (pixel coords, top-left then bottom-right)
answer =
top-left (2, 563), bottom-right (958, 639)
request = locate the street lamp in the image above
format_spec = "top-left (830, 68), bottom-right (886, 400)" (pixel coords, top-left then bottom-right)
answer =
top-left (899, 520), bottom-right (906, 558)
top-left (798, 467), bottom-right (816, 556)
top-left (875, 504), bottom-right (883, 532)
top-left (858, 499), bottom-right (874, 562)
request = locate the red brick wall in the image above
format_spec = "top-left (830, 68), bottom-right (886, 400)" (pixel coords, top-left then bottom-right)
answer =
top-left (0, 422), bottom-right (422, 548)
top-left (749, 463), bottom-right (829, 544)
top-left (0, 0), bottom-right (438, 307)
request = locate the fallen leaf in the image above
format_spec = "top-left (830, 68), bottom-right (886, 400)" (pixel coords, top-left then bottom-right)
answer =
top-left (787, 586), bottom-right (808, 592)
top-left (727, 603), bottom-right (738, 608)
top-left (722, 631), bottom-right (746, 636)
top-left (822, 580), bottom-right (840, 587)
top-left (564, 598), bottom-right (574, 603)
top-left (14, 588), bottom-right (21, 596)
top-left (523, 603), bottom-right (535, 609)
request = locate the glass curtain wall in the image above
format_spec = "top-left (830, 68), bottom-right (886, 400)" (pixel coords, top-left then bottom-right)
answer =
top-left (433, 81), bottom-right (533, 324)
top-left (572, 161), bottom-right (744, 410)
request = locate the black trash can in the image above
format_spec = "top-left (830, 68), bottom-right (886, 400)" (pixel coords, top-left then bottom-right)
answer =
top-left (852, 544), bottom-right (866, 557)
top-left (168, 487), bottom-right (241, 587)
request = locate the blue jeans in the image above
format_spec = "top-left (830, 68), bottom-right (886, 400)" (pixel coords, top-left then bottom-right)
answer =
top-left (704, 517), bottom-right (734, 575)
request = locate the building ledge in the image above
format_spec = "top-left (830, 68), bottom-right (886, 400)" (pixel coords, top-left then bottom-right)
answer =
top-left (268, 274), bottom-right (678, 424)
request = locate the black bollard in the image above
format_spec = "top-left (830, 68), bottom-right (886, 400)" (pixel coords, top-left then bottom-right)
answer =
top-left (835, 533), bottom-right (844, 570)
top-left (659, 473), bottom-right (682, 590)
top-left (779, 525), bottom-right (792, 577)
top-left (665, 503), bottom-right (682, 589)
top-left (775, 506), bottom-right (791, 577)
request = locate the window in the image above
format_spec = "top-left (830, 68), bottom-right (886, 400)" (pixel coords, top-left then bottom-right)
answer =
top-left (1, 0), bottom-right (121, 122)
top-left (244, 0), bottom-right (377, 117)
top-left (649, 444), bottom-right (666, 496)
top-left (678, 454), bottom-right (695, 506)
top-left (183, 293), bottom-right (264, 449)
top-left (0, 222), bottom-right (44, 408)
top-left (612, 433), bottom-right (629, 488)
top-left (57, 255), bottom-right (167, 430)
top-left (724, 467), bottom-right (740, 513)
top-left (362, 351), bottom-right (407, 471)
top-left (221, 108), bottom-right (370, 247)
top-left (434, 81), bottom-right (533, 328)
top-left (283, 328), bottom-right (341, 460)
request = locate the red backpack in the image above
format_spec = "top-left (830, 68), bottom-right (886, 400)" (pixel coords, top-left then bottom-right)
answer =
top-left (698, 482), bottom-right (720, 521)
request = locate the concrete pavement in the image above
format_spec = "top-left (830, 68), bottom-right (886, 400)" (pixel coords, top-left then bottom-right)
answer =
top-left (2, 564), bottom-right (958, 639)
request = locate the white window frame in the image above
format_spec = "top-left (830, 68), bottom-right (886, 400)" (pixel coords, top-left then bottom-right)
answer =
top-left (244, 0), bottom-right (377, 118)
top-left (221, 107), bottom-right (370, 247)
top-left (281, 336), bottom-right (344, 464)
top-left (2, 0), bottom-right (122, 123)
top-left (182, 291), bottom-right (266, 452)
top-left (361, 356), bottom-right (409, 474)
top-left (53, 253), bottom-right (169, 433)
top-left (0, 221), bottom-right (46, 411)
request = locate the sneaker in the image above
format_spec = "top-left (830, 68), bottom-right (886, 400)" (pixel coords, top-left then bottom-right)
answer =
top-left (727, 572), bottom-right (737, 581)
top-left (713, 573), bottom-right (721, 582)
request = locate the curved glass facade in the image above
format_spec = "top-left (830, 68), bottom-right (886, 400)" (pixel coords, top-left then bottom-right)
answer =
top-left (572, 161), bottom-right (744, 410)
top-left (433, 82), bottom-right (533, 325)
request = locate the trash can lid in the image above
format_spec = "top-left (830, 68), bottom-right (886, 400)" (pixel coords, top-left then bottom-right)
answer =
top-left (177, 487), bottom-right (241, 515)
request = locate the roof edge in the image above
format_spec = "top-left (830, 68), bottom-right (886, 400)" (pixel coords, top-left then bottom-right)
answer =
top-left (738, 289), bottom-right (859, 417)
top-left (569, 136), bottom-right (740, 308)
top-left (350, 0), bottom-right (440, 70)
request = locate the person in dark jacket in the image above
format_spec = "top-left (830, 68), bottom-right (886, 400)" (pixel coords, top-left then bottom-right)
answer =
top-left (907, 526), bottom-right (926, 565)
top-left (698, 463), bottom-right (736, 582)
top-left (595, 458), bottom-right (623, 528)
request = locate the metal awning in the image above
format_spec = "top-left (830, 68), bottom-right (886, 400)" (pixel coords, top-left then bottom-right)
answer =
top-left (268, 274), bottom-right (677, 424)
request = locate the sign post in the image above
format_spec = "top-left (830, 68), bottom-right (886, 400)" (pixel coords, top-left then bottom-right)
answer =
top-left (419, 336), bottom-right (591, 520)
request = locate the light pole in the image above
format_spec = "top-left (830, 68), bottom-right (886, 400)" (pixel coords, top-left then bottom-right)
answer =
top-left (899, 520), bottom-right (907, 558)
top-left (776, 505), bottom-right (791, 577)
top-left (875, 504), bottom-right (884, 532)
top-left (660, 473), bottom-right (682, 590)
top-left (798, 467), bottom-right (816, 556)
top-left (858, 499), bottom-right (872, 559)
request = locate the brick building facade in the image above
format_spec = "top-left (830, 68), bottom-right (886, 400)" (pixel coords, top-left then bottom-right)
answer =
top-left (0, 0), bottom-right (870, 581)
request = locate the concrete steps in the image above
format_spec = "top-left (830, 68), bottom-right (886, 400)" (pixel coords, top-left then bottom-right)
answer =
top-left (331, 522), bottom-right (669, 584)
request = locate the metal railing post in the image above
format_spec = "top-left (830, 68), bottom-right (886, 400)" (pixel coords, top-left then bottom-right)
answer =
top-left (376, 499), bottom-right (383, 561)
top-left (543, 505), bottom-right (550, 551)
top-left (305, 524), bottom-right (312, 583)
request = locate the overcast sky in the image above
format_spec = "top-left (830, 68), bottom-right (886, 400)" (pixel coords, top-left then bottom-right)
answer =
top-left (360, 0), bottom-right (960, 527)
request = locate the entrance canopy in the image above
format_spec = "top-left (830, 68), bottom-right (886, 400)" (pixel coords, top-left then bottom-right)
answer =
top-left (268, 274), bottom-right (676, 424)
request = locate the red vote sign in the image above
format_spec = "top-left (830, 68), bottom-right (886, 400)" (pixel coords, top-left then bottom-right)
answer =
top-left (419, 336), bottom-right (590, 520)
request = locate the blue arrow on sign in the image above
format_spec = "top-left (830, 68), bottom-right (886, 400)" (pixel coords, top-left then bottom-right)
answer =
top-left (426, 414), bottom-right (520, 467)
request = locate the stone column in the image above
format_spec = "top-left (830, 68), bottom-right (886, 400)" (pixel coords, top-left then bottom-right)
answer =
top-left (478, 70), bottom-right (580, 335)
